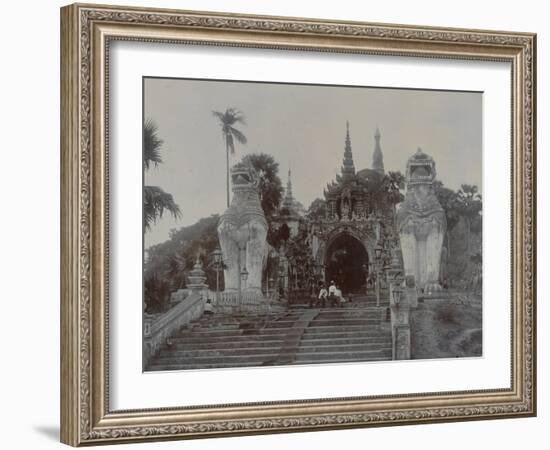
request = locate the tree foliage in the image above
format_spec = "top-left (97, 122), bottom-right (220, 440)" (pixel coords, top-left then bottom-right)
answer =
top-left (143, 119), bottom-right (163, 169)
top-left (284, 227), bottom-right (316, 292)
top-left (454, 184), bottom-right (482, 251)
top-left (365, 170), bottom-right (405, 214)
top-left (144, 274), bottom-right (171, 314)
top-left (143, 119), bottom-right (181, 232)
top-left (241, 153), bottom-right (283, 220)
top-left (144, 215), bottom-right (222, 312)
top-left (306, 198), bottom-right (327, 221)
top-left (433, 180), bottom-right (460, 231)
top-left (455, 184), bottom-right (482, 219)
top-left (144, 186), bottom-right (182, 232)
top-left (386, 171), bottom-right (406, 205)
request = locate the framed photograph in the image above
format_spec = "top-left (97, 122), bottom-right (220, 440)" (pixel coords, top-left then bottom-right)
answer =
top-left (60, 3), bottom-right (536, 446)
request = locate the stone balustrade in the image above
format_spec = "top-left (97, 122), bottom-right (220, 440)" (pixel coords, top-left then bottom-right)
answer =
top-left (213, 290), bottom-right (270, 314)
top-left (143, 290), bottom-right (206, 367)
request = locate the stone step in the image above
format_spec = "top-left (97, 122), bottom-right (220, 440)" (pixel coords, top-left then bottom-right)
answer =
top-left (176, 327), bottom-right (386, 341)
top-left (147, 355), bottom-right (391, 371)
top-left (290, 355), bottom-right (392, 366)
top-left (168, 337), bottom-right (390, 352)
top-left (157, 347), bottom-right (282, 358)
top-left (256, 320), bottom-right (380, 329)
top-left (146, 300), bottom-right (396, 372)
top-left (152, 353), bottom-right (288, 365)
top-left (171, 331), bottom-right (391, 348)
top-left (293, 350), bottom-right (392, 363)
top-left (178, 328), bottom-right (284, 337)
top-left (178, 322), bottom-right (389, 336)
top-left (172, 333), bottom-right (284, 343)
top-left (295, 343), bottom-right (391, 353)
top-left (300, 335), bottom-right (391, 345)
top-left (147, 361), bottom-right (262, 371)
top-left (303, 325), bottom-right (385, 334)
top-left (158, 342), bottom-right (391, 358)
top-left (167, 339), bottom-right (287, 350)
top-left (153, 348), bottom-right (393, 366)
top-left (148, 353), bottom-right (394, 371)
top-left (172, 330), bottom-right (390, 347)
top-left (316, 308), bottom-right (383, 315)
top-left (308, 319), bottom-right (380, 326)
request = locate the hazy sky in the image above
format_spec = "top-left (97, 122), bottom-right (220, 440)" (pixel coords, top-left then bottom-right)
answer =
top-left (144, 77), bottom-right (482, 248)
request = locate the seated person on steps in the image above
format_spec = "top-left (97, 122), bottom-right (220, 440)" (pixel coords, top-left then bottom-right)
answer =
top-left (204, 298), bottom-right (215, 316)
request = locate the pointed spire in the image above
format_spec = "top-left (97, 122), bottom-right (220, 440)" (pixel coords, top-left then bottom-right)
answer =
top-left (341, 121), bottom-right (356, 179)
top-left (372, 127), bottom-right (385, 175)
top-left (282, 164), bottom-right (295, 209)
top-left (286, 167), bottom-right (293, 198)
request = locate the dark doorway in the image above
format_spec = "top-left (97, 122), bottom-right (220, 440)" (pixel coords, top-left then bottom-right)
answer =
top-left (325, 234), bottom-right (368, 294)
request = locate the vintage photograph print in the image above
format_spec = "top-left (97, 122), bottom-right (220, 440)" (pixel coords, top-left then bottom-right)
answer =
top-left (142, 78), bottom-right (482, 372)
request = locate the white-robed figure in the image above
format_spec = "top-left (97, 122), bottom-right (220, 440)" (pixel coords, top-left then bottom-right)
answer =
top-left (328, 281), bottom-right (340, 307)
top-left (334, 285), bottom-right (345, 307)
top-left (318, 285), bottom-right (328, 307)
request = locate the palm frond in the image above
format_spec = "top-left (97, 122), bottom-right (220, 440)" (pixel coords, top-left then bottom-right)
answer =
top-left (227, 108), bottom-right (246, 125)
top-left (143, 119), bottom-right (163, 170)
top-left (212, 110), bottom-right (225, 121)
top-left (228, 126), bottom-right (247, 145)
top-left (144, 185), bottom-right (182, 231)
top-left (213, 108), bottom-right (246, 126)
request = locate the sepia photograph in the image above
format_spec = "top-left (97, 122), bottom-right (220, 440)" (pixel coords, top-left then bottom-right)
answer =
top-left (142, 77), bottom-right (483, 372)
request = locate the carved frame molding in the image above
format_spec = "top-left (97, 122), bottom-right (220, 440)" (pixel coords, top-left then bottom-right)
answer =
top-left (60, 3), bottom-right (536, 446)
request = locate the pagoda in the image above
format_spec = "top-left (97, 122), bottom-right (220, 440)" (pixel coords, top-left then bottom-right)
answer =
top-left (323, 124), bottom-right (385, 222)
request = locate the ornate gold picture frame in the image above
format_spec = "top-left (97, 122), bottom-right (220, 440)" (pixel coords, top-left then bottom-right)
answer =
top-left (60, 3), bottom-right (536, 446)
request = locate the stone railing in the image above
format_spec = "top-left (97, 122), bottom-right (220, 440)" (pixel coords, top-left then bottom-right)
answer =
top-left (143, 290), bottom-right (205, 367)
top-left (213, 290), bottom-right (270, 314)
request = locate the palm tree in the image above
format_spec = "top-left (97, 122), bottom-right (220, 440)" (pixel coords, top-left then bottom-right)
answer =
top-left (386, 171), bottom-right (405, 213)
top-left (144, 186), bottom-right (181, 232)
top-left (455, 184), bottom-right (482, 252)
top-left (433, 180), bottom-right (460, 258)
top-left (212, 108), bottom-right (248, 207)
top-left (143, 119), bottom-right (182, 232)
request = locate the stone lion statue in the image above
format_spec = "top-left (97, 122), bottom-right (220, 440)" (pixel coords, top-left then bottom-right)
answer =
top-left (396, 148), bottom-right (446, 293)
top-left (217, 162), bottom-right (268, 293)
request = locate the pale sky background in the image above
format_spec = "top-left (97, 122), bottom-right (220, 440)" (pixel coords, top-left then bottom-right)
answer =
top-left (144, 77), bottom-right (482, 248)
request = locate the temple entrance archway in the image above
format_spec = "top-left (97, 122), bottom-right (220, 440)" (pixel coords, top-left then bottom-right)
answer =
top-left (324, 233), bottom-right (369, 294)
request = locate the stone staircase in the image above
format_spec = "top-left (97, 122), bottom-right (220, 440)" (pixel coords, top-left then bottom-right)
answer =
top-left (146, 295), bottom-right (392, 371)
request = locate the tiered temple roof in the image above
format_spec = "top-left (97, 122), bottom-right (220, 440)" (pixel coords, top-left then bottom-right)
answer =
top-left (341, 121), bottom-right (356, 179)
top-left (322, 124), bottom-right (387, 221)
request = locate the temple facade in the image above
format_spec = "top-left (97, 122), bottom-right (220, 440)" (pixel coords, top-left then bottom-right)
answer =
top-left (307, 123), bottom-right (395, 292)
top-left (218, 122), bottom-right (445, 299)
